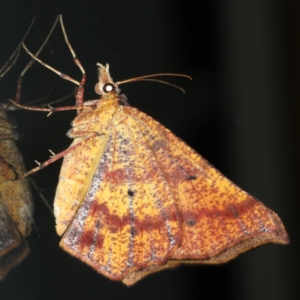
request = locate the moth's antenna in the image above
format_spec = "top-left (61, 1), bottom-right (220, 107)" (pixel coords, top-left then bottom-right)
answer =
top-left (116, 73), bottom-right (192, 93)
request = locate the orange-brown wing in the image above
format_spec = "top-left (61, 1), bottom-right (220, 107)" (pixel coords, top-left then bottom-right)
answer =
top-left (59, 117), bottom-right (183, 282)
top-left (60, 105), bottom-right (288, 285)
top-left (54, 100), bottom-right (117, 236)
top-left (118, 106), bottom-right (288, 284)
top-left (132, 107), bottom-right (289, 253)
top-left (53, 135), bottom-right (108, 236)
top-left (0, 203), bottom-right (30, 279)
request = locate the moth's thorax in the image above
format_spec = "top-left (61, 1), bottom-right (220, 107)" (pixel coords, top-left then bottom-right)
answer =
top-left (67, 93), bottom-right (122, 139)
top-left (100, 90), bottom-right (120, 104)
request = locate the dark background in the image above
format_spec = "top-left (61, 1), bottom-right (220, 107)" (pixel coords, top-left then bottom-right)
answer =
top-left (0, 0), bottom-right (299, 299)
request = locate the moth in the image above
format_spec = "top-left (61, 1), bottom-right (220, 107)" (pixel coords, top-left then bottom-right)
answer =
top-left (0, 16), bottom-right (59, 279)
top-left (0, 104), bottom-right (33, 279)
top-left (0, 21), bottom-right (35, 277)
top-left (12, 15), bottom-right (289, 285)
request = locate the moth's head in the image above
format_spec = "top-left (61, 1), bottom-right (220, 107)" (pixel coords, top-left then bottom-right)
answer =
top-left (94, 63), bottom-right (120, 96)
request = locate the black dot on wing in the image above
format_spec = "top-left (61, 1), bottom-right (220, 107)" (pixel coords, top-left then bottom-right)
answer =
top-left (186, 218), bottom-right (196, 227)
top-left (128, 189), bottom-right (134, 197)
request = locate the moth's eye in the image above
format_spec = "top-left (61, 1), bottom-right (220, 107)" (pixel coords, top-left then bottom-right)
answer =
top-left (103, 83), bottom-right (115, 93)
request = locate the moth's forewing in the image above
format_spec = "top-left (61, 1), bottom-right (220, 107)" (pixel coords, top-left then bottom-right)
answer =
top-left (54, 91), bottom-right (288, 285)
top-left (126, 107), bottom-right (289, 259)
top-left (0, 107), bottom-right (33, 279)
top-left (54, 99), bottom-right (118, 236)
